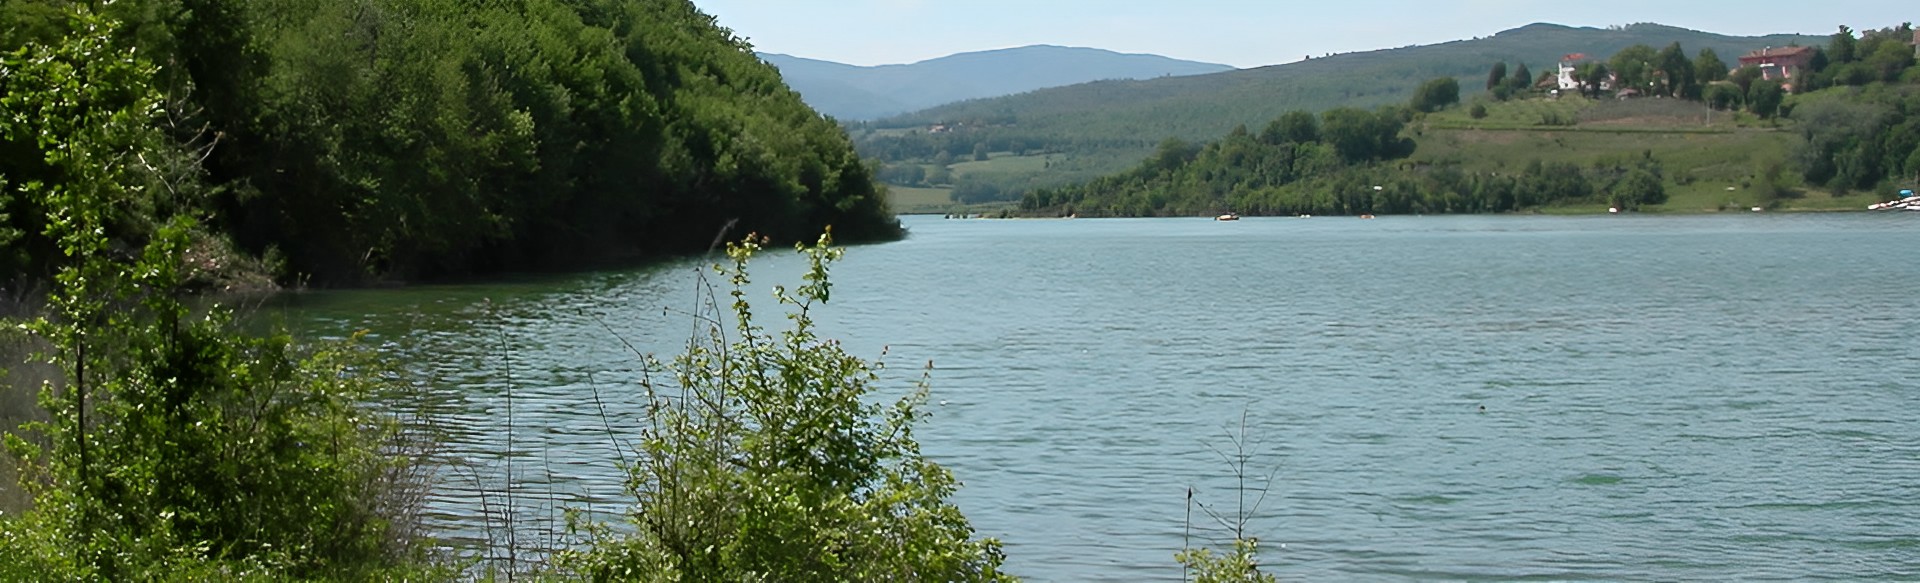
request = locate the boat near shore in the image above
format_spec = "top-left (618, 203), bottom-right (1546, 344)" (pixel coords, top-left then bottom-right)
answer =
top-left (1869, 189), bottom-right (1918, 211)
top-left (1215, 213), bottom-right (1240, 221)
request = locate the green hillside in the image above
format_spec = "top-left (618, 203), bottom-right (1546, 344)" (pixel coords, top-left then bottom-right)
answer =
top-left (858, 22), bottom-right (1827, 203)
top-left (1, 0), bottom-right (898, 286)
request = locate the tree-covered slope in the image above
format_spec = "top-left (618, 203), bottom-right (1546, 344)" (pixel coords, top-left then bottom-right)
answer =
top-left (763, 45), bottom-right (1233, 121)
top-left (856, 23), bottom-right (1824, 178)
top-left (1, 0), bottom-right (897, 286)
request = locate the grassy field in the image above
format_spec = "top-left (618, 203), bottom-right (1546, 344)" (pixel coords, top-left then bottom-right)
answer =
top-left (1409, 96), bottom-right (1893, 213)
top-left (885, 185), bottom-right (1020, 215)
top-left (948, 152), bottom-right (1060, 178)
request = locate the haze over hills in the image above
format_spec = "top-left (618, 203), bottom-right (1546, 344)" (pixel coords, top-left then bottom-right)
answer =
top-left (855, 22), bottom-right (1828, 191)
top-left (759, 45), bottom-right (1233, 120)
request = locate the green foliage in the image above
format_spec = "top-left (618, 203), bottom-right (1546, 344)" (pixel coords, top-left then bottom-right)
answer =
top-left (1177, 539), bottom-right (1279, 583)
top-left (0, 5), bottom-right (430, 579)
top-left (0, 0), bottom-right (898, 286)
top-left (1508, 62), bottom-right (1534, 94)
top-left (1748, 81), bottom-right (1786, 118)
top-left (853, 24), bottom-right (1822, 189)
top-left (1260, 111), bottom-right (1320, 145)
top-left (1695, 48), bottom-right (1729, 83)
top-left (1409, 77), bottom-right (1461, 113)
top-left (1486, 61), bottom-right (1508, 91)
top-left (1789, 85), bottom-right (1920, 191)
top-left (557, 232), bottom-right (1012, 582)
top-left (1470, 103), bottom-right (1489, 119)
top-left (1609, 44), bottom-right (1658, 94)
top-left (1705, 84), bottom-right (1744, 110)
top-left (1610, 168), bottom-right (1668, 209)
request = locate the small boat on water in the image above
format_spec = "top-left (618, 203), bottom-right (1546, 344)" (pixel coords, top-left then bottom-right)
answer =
top-left (1215, 213), bottom-right (1240, 221)
top-left (1359, 214), bottom-right (1376, 219)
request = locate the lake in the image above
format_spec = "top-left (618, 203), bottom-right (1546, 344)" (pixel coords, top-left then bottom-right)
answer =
top-left (274, 213), bottom-right (1920, 581)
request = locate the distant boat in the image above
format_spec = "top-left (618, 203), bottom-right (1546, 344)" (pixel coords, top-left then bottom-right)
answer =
top-left (1871, 190), bottom-right (1919, 211)
top-left (1359, 214), bottom-right (1376, 219)
top-left (1215, 213), bottom-right (1240, 221)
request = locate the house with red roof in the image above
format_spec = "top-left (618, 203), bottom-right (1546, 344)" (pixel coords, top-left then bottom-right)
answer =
top-left (1737, 45), bottom-right (1817, 89)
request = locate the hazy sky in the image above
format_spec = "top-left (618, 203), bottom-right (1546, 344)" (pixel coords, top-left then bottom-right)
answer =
top-left (689, 1), bottom-right (1911, 68)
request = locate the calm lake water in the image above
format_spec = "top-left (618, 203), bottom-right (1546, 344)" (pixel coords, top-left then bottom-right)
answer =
top-left (275, 213), bottom-right (1920, 581)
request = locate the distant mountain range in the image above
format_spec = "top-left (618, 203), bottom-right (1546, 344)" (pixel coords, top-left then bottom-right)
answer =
top-left (759, 46), bottom-right (1234, 120)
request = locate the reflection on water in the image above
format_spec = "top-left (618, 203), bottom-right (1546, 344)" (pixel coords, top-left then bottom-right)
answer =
top-left (276, 213), bottom-right (1920, 581)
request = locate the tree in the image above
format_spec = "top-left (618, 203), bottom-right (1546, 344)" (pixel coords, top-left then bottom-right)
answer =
top-left (1830, 25), bottom-right (1858, 63)
top-left (1864, 39), bottom-right (1916, 82)
top-left (1730, 65), bottom-right (1763, 94)
top-left (1748, 80), bottom-right (1785, 119)
top-left (1610, 169), bottom-right (1667, 209)
top-left (1260, 110), bottom-right (1319, 145)
top-left (1705, 84), bottom-right (1743, 110)
top-left (1695, 48), bottom-right (1729, 83)
top-left (972, 142), bottom-right (991, 161)
top-left (1657, 42), bottom-right (1698, 99)
top-left (1321, 107), bottom-right (1408, 162)
top-left (1579, 62), bottom-right (1611, 97)
top-left (1487, 61), bottom-right (1508, 91)
top-left (1508, 63), bottom-right (1533, 93)
top-left (1609, 44), bottom-right (1659, 95)
top-left (1409, 76), bottom-right (1460, 113)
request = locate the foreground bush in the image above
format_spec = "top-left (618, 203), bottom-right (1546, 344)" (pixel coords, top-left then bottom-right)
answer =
top-left (0, 5), bottom-right (435, 579)
top-left (557, 232), bottom-right (1013, 581)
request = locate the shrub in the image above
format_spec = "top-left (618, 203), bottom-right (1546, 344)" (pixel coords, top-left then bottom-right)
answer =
top-left (557, 231), bottom-right (1012, 582)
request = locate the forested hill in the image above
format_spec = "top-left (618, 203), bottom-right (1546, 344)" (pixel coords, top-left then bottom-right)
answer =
top-left (0, 0), bottom-right (895, 286)
top-left (857, 23), bottom-right (1823, 177)
top-left (761, 46), bottom-right (1233, 120)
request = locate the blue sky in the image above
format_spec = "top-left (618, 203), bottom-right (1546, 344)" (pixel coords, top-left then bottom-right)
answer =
top-left (689, 0), bottom-right (1912, 68)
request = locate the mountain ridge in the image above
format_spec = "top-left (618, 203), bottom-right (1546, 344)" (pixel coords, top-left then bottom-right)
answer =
top-left (760, 45), bottom-right (1233, 120)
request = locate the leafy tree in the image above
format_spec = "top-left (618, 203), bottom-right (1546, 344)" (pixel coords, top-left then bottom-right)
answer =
top-left (1864, 39), bottom-right (1916, 81)
top-left (1260, 110), bottom-right (1319, 145)
top-left (1322, 107), bottom-right (1408, 162)
top-left (973, 142), bottom-right (991, 161)
top-left (1829, 25), bottom-right (1858, 63)
top-left (1730, 65), bottom-right (1763, 94)
top-left (1578, 62), bottom-right (1611, 97)
top-left (1507, 62), bottom-right (1533, 93)
top-left (1470, 103), bottom-right (1489, 119)
top-left (1610, 168), bottom-right (1667, 209)
top-left (1747, 80), bottom-right (1785, 119)
top-left (1486, 61), bottom-right (1508, 91)
top-left (1609, 44), bottom-right (1658, 95)
top-left (1704, 84), bottom-right (1743, 110)
top-left (1657, 42), bottom-right (1698, 99)
top-left (1409, 77), bottom-right (1461, 113)
top-left (1695, 48), bottom-right (1729, 82)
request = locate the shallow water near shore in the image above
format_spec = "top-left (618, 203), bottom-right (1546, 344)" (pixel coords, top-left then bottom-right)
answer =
top-left (274, 213), bottom-right (1920, 581)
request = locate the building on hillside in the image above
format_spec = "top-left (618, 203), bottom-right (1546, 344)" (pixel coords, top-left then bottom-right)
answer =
top-left (1555, 53), bottom-right (1615, 93)
top-left (1912, 28), bottom-right (1919, 58)
top-left (1738, 46), bottom-right (1817, 89)
top-left (1556, 53), bottom-right (1589, 91)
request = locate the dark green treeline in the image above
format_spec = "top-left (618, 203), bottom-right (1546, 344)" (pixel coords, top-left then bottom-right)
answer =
top-left (1021, 106), bottom-right (1666, 216)
top-left (1, 0), bottom-right (896, 285)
